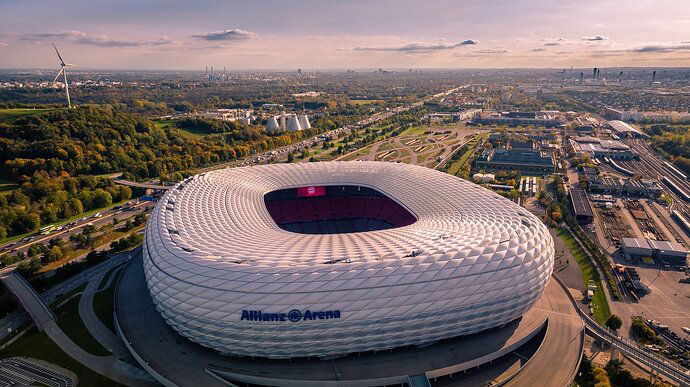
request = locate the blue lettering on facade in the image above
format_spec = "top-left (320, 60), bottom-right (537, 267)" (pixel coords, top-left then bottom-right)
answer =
top-left (241, 309), bottom-right (340, 322)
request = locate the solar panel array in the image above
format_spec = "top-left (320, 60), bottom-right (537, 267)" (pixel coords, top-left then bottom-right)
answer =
top-left (144, 161), bottom-right (554, 358)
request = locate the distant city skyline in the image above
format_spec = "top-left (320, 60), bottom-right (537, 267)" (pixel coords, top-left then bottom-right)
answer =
top-left (1, 0), bottom-right (689, 70)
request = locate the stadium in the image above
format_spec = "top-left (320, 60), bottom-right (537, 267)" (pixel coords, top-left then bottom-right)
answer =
top-left (141, 161), bottom-right (555, 359)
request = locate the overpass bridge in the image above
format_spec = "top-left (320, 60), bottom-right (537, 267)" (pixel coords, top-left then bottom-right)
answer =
top-left (113, 179), bottom-right (170, 191)
top-left (0, 271), bottom-right (56, 331)
top-left (581, 311), bottom-right (690, 386)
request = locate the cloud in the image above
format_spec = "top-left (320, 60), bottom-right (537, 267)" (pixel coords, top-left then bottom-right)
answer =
top-left (555, 51), bottom-right (573, 54)
top-left (354, 39), bottom-right (477, 52)
top-left (544, 42), bottom-right (560, 46)
top-left (582, 35), bottom-right (607, 41)
top-left (530, 48), bottom-right (548, 52)
top-left (0, 42), bottom-right (9, 48)
top-left (459, 39), bottom-right (478, 45)
top-left (631, 43), bottom-right (690, 53)
top-left (24, 31), bottom-right (173, 47)
top-left (593, 41), bottom-right (690, 56)
top-left (472, 49), bottom-right (508, 54)
top-left (192, 29), bottom-right (256, 42)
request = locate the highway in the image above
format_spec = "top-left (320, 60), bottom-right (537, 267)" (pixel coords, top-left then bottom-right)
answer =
top-left (0, 199), bottom-right (154, 258)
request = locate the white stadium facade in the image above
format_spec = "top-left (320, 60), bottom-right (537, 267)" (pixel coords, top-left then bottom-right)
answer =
top-left (142, 161), bottom-right (555, 360)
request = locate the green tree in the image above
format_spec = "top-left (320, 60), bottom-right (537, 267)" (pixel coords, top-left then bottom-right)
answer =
top-left (605, 315), bottom-right (622, 331)
top-left (63, 198), bottom-right (84, 218)
top-left (92, 188), bottom-right (113, 208)
top-left (12, 211), bottom-right (40, 234)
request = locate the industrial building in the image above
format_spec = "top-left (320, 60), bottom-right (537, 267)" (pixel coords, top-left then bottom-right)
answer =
top-left (476, 141), bottom-right (557, 174)
top-left (569, 136), bottom-right (637, 160)
top-left (607, 120), bottom-right (648, 139)
top-left (621, 238), bottom-right (688, 264)
top-left (141, 162), bottom-right (554, 359)
top-left (588, 176), bottom-right (663, 198)
top-left (604, 107), bottom-right (624, 120)
top-left (570, 185), bottom-right (594, 222)
top-left (471, 111), bottom-right (563, 127)
top-left (265, 113), bottom-right (311, 132)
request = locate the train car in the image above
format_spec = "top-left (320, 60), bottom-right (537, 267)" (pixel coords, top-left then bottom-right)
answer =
top-left (662, 177), bottom-right (690, 201)
top-left (608, 158), bottom-right (634, 177)
top-left (671, 210), bottom-right (690, 235)
top-left (664, 161), bottom-right (688, 180)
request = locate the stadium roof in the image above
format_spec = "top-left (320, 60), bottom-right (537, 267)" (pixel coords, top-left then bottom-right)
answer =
top-left (150, 162), bottom-right (551, 266)
top-left (143, 162), bottom-right (554, 358)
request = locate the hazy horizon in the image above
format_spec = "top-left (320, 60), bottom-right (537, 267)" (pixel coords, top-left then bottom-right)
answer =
top-left (1, 0), bottom-right (689, 70)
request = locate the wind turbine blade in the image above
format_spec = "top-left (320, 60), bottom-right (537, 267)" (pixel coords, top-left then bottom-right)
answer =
top-left (52, 67), bottom-right (64, 83)
top-left (53, 43), bottom-right (66, 65)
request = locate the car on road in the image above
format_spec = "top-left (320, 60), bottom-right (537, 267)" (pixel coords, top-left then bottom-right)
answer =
top-left (92, 213), bottom-right (102, 218)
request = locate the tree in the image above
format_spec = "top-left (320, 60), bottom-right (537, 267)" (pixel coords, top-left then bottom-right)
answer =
top-left (92, 188), bottom-right (113, 208)
top-left (17, 257), bottom-right (42, 276)
top-left (12, 211), bottom-right (40, 234)
top-left (631, 317), bottom-right (661, 344)
top-left (605, 315), bottom-right (622, 331)
top-left (64, 198), bottom-right (84, 218)
top-left (287, 153), bottom-right (295, 163)
top-left (592, 367), bottom-right (611, 387)
top-left (551, 211), bottom-right (563, 222)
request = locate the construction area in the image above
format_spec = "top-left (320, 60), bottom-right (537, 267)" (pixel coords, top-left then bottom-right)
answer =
top-left (594, 201), bottom-right (634, 248)
top-left (623, 199), bottom-right (668, 242)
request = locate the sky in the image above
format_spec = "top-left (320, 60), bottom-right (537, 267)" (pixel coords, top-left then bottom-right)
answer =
top-left (1, 0), bottom-right (689, 70)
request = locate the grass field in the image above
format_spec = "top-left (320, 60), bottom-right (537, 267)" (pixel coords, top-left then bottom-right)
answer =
top-left (51, 284), bottom-right (87, 308)
top-left (0, 327), bottom-right (122, 386)
top-left (93, 266), bottom-right (125, 333)
top-left (153, 119), bottom-right (208, 139)
top-left (56, 296), bottom-right (111, 356)
top-left (557, 228), bottom-right (612, 324)
top-left (401, 126), bottom-right (429, 136)
top-left (349, 99), bottom-right (384, 105)
top-left (0, 108), bottom-right (55, 122)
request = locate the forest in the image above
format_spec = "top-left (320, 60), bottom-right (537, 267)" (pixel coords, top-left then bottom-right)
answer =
top-left (0, 106), bottom-right (351, 238)
top-left (645, 124), bottom-right (690, 174)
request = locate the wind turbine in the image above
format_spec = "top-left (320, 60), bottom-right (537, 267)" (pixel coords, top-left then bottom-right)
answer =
top-left (52, 43), bottom-right (75, 108)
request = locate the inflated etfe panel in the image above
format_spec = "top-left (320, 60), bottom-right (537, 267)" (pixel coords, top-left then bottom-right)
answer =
top-left (143, 161), bottom-right (554, 358)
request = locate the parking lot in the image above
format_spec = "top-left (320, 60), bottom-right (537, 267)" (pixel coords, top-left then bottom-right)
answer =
top-left (0, 357), bottom-right (75, 387)
top-left (611, 251), bottom-right (690, 339)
